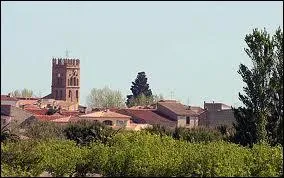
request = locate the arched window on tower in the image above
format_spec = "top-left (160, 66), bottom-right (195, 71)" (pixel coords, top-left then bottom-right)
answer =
top-left (69, 90), bottom-right (72, 98)
top-left (68, 79), bottom-right (70, 86)
top-left (76, 90), bottom-right (78, 101)
top-left (60, 90), bottom-right (63, 99)
top-left (55, 90), bottom-right (58, 99)
top-left (77, 78), bottom-right (79, 86)
top-left (70, 78), bottom-right (73, 86)
top-left (73, 77), bottom-right (76, 86)
top-left (57, 78), bottom-right (60, 85)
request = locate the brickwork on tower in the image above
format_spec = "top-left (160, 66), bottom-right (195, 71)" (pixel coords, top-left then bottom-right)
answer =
top-left (51, 58), bottom-right (80, 105)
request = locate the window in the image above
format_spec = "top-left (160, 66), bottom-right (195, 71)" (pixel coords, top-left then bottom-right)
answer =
top-left (186, 117), bottom-right (190, 125)
top-left (103, 120), bottom-right (113, 126)
top-left (55, 90), bottom-right (58, 99)
top-left (60, 90), bottom-right (63, 99)
top-left (70, 78), bottom-right (73, 86)
top-left (68, 79), bottom-right (70, 86)
top-left (73, 77), bottom-right (76, 86)
top-left (116, 120), bottom-right (125, 126)
top-left (57, 78), bottom-right (60, 85)
top-left (77, 78), bottom-right (79, 86)
top-left (76, 90), bottom-right (78, 98)
top-left (69, 90), bottom-right (72, 98)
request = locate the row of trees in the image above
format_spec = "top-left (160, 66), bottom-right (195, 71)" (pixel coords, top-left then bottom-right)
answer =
top-left (87, 71), bottom-right (163, 108)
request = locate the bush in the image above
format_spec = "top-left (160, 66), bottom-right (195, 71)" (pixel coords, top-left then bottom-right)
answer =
top-left (172, 127), bottom-right (223, 143)
top-left (64, 120), bottom-right (118, 145)
top-left (1, 131), bottom-right (283, 177)
top-left (1, 140), bottom-right (44, 176)
top-left (23, 121), bottom-right (65, 140)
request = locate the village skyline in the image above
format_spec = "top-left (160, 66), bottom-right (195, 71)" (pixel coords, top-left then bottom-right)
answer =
top-left (1, 1), bottom-right (283, 107)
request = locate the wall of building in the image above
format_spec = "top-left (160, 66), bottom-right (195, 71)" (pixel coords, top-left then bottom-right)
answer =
top-left (80, 117), bottom-right (130, 127)
top-left (207, 109), bottom-right (235, 128)
top-left (177, 116), bottom-right (198, 128)
top-left (1, 100), bottom-right (18, 107)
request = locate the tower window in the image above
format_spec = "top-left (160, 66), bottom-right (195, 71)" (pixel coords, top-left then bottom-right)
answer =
top-left (55, 90), bottom-right (58, 99)
top-left (69, 90), bottom-right (72, 98)
top-left (70, 78), bottom-right (73, 86)
top-left (73, 77), bottom-right (76, 86)
top-left (68, 79), bottom-right (70, 86)
top-left (77, 78), bottom-right (79, 86)
top-left (60, 90), bottom-right (63, 99)
top-left (57, 78), bottom-right (60, 85)
top-left (76, 90), bottom-right (78, 98)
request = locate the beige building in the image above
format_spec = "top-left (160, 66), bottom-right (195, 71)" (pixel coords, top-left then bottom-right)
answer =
top-left (156, 100), bottom-right (199, 128)
top-left (79, 109), bottom-right (131, 128)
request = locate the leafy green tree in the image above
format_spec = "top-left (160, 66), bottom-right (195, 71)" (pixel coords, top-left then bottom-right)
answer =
top-left (9, 88), bottom-right (34, 98)
top-left (233, 27), bottom-right (283, 146)
top-left (87, 86), bottom-right (125, 108)
top-left (126, 72), bottom-right (153, 107)
top-left (266, 27), bottom-right (283, 146)
top-left (64, 120), bottom-right (119, 146)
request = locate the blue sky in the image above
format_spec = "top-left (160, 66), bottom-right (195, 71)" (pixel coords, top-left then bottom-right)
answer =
top-left (1, 1), bottom-right (283, 107)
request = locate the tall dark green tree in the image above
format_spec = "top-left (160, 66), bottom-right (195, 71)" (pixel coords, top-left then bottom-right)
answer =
top-left (266, 27), bottom-right (283, 146)
top-left (126, 72), bottom-right (153, 107)
top-left (233, 27), bottom-right (283, 146)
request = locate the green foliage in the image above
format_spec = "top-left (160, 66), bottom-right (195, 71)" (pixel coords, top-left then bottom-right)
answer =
top-left (233, 27), bottom-right (283, 146)
top-left (1, 132), bottom-right (283, 177)
top-left (143, 124), bottom-right (172, 137)
top-left (126, 72), bottom-right (153, 107)
top-left (23, 121), bottom-right (65, 140)
top-left (172, 127), bottom-right (223, 143)
top-left (64, 120), bottom-right (117, 145)
top-left (87, 86), bottom-right (125, 108)
top-left (1, 140), bottom-right (44, 176)
top-left (1, 123), bottom-right (20, 143)
top-left (9, 88), bottom-right (34, 98)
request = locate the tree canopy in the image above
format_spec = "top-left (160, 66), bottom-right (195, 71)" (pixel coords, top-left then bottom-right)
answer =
top-left (126, 72), bottom-right (153, 107)
top-left (86, 86), bottom-right (125, 109)
top-left (233, 27), bottom-right (283, 146)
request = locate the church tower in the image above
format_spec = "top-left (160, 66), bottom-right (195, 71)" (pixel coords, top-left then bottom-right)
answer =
top-left (51, 58), bottom-right (80, 105)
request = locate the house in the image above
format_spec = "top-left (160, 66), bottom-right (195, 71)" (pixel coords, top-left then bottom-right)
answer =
top-left (156, 100), bottom-right (200, 128)
top-left (117, 108), bottom-right (177, 129)
top-left (203, 101), bottom-right (235, 128)
top-left (1, 95), bottom-right (19, 107)
top-left (79, 109), bottom-right (132, 128)
top-left (1, 105), bottom-right (37, 130)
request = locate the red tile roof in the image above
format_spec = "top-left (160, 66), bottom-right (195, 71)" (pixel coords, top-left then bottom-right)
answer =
top-left (17, 100), bottom-right (38, 106)
top-left (24, 108), bottom-right (48, 115)
top-left (34, 115), bottom-right (66, 122)
top-left (1, 95), bottom-right (18, 101)
top-left (158, 101), bottom-right (198, 116)
top-left (117, 109), bottom-right (176, 128)
top-left (80, 110), bottom-right (131, 119)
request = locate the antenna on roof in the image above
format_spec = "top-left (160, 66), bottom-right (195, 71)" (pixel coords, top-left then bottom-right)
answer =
top-left (65, 49), bottom-right (70, 58)
top-left (170, 91), bottom-right (174, 100)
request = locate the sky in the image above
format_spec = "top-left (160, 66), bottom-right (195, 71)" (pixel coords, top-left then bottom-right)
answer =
top-left (1, 1), bottom-right (283, 107)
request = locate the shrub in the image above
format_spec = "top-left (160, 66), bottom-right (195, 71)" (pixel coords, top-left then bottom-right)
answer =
top-left (23, 121), bottom-right (65, 140)
top-left (172, 127), bottom-right (223, 143)
top-left (64, 120), bottom-right (118, 145)
top-left (1, 140), bottom-right (44, 176)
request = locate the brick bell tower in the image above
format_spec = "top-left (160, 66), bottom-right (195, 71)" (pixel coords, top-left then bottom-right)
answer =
top-left (51, 57), bottom-right (80, 105)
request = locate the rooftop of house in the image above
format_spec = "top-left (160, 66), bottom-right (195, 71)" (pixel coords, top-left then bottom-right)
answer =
top-left (117, 108), bottom-right (177, 128)
top-left (157, 100), bottom-right (199, 116)
top-left (80, 109), bottom-right (131, 119)
top-left (1, 95), bottom-right (18, 101)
